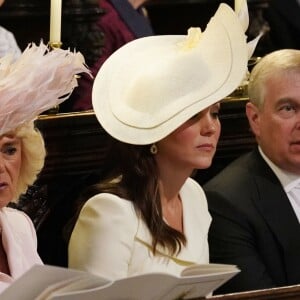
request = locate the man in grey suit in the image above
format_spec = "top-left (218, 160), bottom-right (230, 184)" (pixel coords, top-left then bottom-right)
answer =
top-left (204, 49), bottom-right (300, 294)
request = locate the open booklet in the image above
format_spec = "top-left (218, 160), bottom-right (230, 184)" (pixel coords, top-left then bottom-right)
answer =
top-left (0, 263), bottom-right (239, 300)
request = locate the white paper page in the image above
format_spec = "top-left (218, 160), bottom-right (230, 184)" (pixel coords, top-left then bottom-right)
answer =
top-left (0, 265), bottom-right (110, 300)
top-left (181, 263), bottom-right (239, 276)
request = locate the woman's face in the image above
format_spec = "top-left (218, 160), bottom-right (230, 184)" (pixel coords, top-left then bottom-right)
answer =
top-left (156, 103), bottom-right (221, 173)
top-left (0, 134), bottom-right (22, 208)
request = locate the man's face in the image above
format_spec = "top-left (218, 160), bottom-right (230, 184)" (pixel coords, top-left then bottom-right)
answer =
top-left (247, 70), bottom-right (300, 174)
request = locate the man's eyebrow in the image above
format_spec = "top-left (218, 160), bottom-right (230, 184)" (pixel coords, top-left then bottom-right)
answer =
top-left (276, 97), bottom-right (299, 105)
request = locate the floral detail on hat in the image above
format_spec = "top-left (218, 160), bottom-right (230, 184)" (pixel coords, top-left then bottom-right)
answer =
top-left (179, 27), bottom-right (202, 51)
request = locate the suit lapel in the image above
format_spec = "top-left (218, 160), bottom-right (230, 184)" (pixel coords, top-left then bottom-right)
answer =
top-left (251, 150), bottom-right (300, 283)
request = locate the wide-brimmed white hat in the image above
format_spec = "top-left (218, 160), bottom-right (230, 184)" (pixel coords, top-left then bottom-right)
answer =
top-left (92, 1), bottom-right (254, 145)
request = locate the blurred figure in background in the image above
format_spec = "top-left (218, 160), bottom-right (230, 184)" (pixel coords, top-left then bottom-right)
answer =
top-left (0, 0), bottom-right (21, 60)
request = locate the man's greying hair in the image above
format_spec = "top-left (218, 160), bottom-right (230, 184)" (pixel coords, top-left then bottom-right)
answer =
top-left (248, 49), bottom-right (300, 109)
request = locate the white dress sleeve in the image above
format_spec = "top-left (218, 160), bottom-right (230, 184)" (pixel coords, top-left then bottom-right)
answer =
top-left (0, 207), bottom-right (42, 287)
top-left (68, 193), bottom-right (138, 280)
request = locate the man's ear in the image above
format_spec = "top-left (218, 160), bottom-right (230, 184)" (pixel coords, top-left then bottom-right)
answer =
top-left (245, 102), bottom-right (260, 137)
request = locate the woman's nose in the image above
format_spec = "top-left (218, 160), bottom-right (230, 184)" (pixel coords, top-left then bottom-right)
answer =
top-left (0, 155), bottom-right (5, 173)
top-left (201, 116), bottom-right (218, 135)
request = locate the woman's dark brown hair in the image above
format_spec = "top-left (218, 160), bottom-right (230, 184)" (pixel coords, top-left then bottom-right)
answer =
top-left (67, 138), bottom-right (186, 255)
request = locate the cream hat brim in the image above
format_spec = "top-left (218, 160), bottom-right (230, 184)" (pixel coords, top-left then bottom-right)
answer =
top-left (92, 3), bottom-right (248, 145)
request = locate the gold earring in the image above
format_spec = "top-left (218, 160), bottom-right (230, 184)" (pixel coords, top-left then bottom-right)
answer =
top-left (150, 143), bottom-right (158, 154)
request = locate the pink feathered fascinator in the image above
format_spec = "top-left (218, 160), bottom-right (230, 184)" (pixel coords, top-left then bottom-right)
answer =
top-left (0, 42), bottom-right (91, 135)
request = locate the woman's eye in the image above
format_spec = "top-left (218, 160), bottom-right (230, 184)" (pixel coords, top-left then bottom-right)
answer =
top-left (211, 111), bottom-right (219, 119)
top-left (3, 146), bottom-right (17, 156)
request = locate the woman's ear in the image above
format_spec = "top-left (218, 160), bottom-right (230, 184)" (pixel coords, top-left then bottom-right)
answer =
top-left (245, 101), bottom-right (261, 138)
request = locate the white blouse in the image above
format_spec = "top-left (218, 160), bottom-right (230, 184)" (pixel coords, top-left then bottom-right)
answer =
top-left (69, 177), bottom-right (211, 280)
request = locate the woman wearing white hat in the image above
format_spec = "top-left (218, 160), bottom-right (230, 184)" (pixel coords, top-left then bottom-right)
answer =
top-left (0, 42), bottom-right (89, 292)
top-left (68, 0), bottom-right (257, 280)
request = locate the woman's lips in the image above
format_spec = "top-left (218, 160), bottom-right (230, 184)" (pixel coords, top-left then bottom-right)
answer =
top-left (0, 182), bottom-right (8, 190)
top-left (197, 144), bottom-right (215, 151)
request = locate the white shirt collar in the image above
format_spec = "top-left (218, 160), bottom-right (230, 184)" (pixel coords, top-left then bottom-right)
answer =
top-left (258, 146), bottom-right (300, 192)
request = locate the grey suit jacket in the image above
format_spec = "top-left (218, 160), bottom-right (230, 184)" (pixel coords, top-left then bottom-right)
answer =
top-left (204, 148), bottom-right (300, 293)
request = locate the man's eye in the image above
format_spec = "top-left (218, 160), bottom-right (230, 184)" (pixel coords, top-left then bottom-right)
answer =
top-left (282, 104), bottom-right (295, 111)
top-left (278, 103), bottom-right (298, 118)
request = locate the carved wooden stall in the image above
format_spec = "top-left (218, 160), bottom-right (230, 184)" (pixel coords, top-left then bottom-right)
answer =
top-left (209, 284), bottom-right (300, 300)
top-left (34, 99), bottom-right (254, 187)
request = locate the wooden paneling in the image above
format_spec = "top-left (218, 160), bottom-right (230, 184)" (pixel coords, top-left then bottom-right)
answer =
top-left (34, 99), bottom-right (254, 183)
top-left (209, 284), bottom-right (300, 300)
top-left (35, 111), bottom-right (112, 180)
